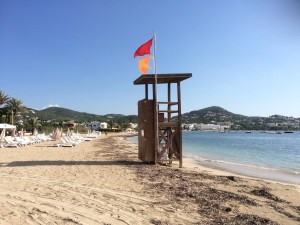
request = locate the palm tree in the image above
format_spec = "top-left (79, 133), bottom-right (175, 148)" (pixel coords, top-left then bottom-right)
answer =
top-left (0, 91), bottom-right (10, 122)
top-left (28, 117), bottom-right (41, 134)
top-left (0, 90), bottom-right (10, 106)
top-left (6, 98), bottom-right (25, 125)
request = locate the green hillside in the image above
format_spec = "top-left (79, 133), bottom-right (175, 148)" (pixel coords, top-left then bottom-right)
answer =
top-left (17, 106), bottom-right (299, 131)
top-left (181, 106), bottom-right (247, 124)
top-left (181, 106), bottom-right (299, 130)
top-left (23, 107), bottom-right (138, 124)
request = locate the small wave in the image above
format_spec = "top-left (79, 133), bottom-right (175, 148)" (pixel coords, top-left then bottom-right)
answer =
top-left (206, 159), bottom-right (278, 171)
top-left (184, 154), bottom-right (300, 175)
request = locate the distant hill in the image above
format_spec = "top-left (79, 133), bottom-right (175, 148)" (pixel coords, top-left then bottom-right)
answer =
top-left (23, 107), bottom-right (137, 124)
top-left (181, 106), bottom-right (247, 124)
top-left (19, 106), bottom-right (299, 130)
top-left (180, 106), bottom-right (299, 130)
top-left (36, 107), bottom-right (105, 121)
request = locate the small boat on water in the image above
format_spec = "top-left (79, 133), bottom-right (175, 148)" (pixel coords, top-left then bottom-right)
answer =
top-left (245, 131), bottom-right (252, 133)
top-left (283, 131), bottom-right (294, 133)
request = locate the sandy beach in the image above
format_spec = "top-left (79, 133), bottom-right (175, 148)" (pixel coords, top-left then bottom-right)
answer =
top-left (0, 133), bottom-right (299, 225)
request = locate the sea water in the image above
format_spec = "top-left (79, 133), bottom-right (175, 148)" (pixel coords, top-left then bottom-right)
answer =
top-left (183, 131), bottom-right (300, 184)
top-left (127, 131), bottom-right (300, 184)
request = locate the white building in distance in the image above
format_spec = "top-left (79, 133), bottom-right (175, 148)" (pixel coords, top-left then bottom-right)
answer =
top-left (88, 121), bottom-right (108, 130)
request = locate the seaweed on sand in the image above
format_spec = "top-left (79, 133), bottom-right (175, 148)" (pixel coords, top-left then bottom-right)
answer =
top-left (250, 187), bottom-right (285, 202)
top-left (134, 166), bottom-right (279, 225)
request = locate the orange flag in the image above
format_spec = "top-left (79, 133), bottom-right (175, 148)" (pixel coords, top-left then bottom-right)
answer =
top-left (138, 55), bottom-right (152, 74)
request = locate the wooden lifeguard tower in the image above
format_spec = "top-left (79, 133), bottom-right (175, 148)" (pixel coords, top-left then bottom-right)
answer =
top-left (133, 73), bottom-right (192, 168)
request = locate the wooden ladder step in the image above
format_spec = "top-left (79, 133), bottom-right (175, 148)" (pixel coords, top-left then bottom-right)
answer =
top-left (158, 101), bottom-right (178, 105)
top-left (159, 110), bottom-right (178, 113)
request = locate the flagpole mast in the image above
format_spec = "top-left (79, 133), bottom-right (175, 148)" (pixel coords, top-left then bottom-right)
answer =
top-left (153, 32), bottom-right (159, 164)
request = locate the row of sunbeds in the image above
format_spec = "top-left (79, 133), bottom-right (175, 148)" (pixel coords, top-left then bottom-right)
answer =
top-left (55, 132), bottom-right (101, 147)
top-left (0, 134), bottom-right (53, 148)
top-left (0, 131), bottom-right (101, 148)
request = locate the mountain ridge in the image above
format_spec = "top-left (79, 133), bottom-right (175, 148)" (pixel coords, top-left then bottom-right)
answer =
top-left (21, 106), bottom-right (299, 130)
top-left (23, 107), bottom-right (137, 124)
top-left (181, 106), bottom-right (299, 130)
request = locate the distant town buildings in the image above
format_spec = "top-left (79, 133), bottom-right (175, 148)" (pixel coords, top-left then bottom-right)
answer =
top-left (88, 121), bottom-right (108, 130)
top-left (63, 121), bottom-right (78, 129)
top-left (182, 123), bottom-right (231, 131)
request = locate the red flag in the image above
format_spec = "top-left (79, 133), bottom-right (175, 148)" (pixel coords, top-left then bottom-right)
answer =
top-left (134, 38), bottom-right (153, 58)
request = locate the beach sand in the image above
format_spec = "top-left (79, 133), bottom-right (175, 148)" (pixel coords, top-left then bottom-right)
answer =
top-left (0, 133), bottom-right (299, 225)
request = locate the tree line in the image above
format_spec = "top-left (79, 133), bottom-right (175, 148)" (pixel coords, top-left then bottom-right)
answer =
top-left (0, 90), bottom-right (41, 133)
top-left (0, 90), bottom-right (138, 134)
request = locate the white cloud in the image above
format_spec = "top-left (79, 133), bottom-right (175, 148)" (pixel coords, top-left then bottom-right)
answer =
top-left (42, 104), bottom-right (60, 109)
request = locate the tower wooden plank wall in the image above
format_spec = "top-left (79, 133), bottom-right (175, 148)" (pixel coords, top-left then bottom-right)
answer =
top-left (134, 73), bottom-right (192, 168)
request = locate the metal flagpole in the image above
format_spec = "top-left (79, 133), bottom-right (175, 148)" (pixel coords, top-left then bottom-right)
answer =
top-left (153, 32), bottom-right (159, 163)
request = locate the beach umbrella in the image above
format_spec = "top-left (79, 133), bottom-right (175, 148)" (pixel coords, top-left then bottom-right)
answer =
top-left (0, 124), bottom-right (16, 140)
top-left (0, 128), bottom-right (5, 142)
top-left (54, 128), bottom-right (60, 140)
top-left (0, 128), bottom-right (5, 139)
top-left (0, 123), bottom-right (16, 129)
top-left (67, 128), bottom-right (70, 136)
top-left (52, 128), bottom-right (59, 145)
top-left (52, 128), bottom-right (57, 140)
top-left (12, 128), bottom-right (16, 137)
top-left (33, 128), bottom-right (38, 136)
top-left (20, 128), bottom-right (24, 138)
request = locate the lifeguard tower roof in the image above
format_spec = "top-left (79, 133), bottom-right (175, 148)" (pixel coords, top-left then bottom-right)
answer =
top-left (133, 73), bottom-right (192, 85)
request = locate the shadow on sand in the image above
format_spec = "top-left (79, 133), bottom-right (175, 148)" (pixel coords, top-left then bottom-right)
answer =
top-left (3, 160), bottom-right (146, 167)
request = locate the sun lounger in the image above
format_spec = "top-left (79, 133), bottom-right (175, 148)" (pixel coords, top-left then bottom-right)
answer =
top-left (23, 136), bottom-right (37, 144)
top-left (31, 136), bottom-right (42, 143)
top-left (61, 137), bottom-right (77, 145)
top-left (74, 134), bottom-right (86, 142)
top-left (4, 137), bottom-right (19, 148)
top-left (14, 137), bottom-right (31, 146)
top-left (55, 138), bottom-right (74, 147)
top-left (69, 136), bottom-right (84, 143)
top-left (36, 134), bottom-right (53, 141)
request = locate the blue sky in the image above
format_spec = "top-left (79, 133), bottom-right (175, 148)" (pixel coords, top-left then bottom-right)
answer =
top-left (1, 0), bottom-right (300, 117)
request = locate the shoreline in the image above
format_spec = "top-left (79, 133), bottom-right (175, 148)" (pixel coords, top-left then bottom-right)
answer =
top-left (182, 156), bottom-right (300, 188)
top-left (183, 155), bottom-right (300, 187)
top-left (125, 135), bottom-right (300, 187)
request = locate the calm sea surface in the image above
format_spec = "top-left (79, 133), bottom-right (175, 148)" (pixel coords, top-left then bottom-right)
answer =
top-left (128, 131), bottom-right (300, 184)
top-left (183, 131), bottom-right (300, 184)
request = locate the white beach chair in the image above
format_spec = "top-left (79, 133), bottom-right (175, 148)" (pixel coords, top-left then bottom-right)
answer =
top-left (4, 137), bottom-right (19, 148)
top-left (74, 133), bottom-right (85, 141)
top-left (69, 135), bottom-right (84, 143)
top-left (56, 138), bottom-right (74, 147)
top-left (63, 136), bottom-right (80, 145)
top-left (36, 134), bottom-right (52, 142)
top-left (31, 136), bottom-right (42, 143)
top-left (23, 136), bottom-right (36, 145)
top-left (14, 137), bottom-right (29, 146)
